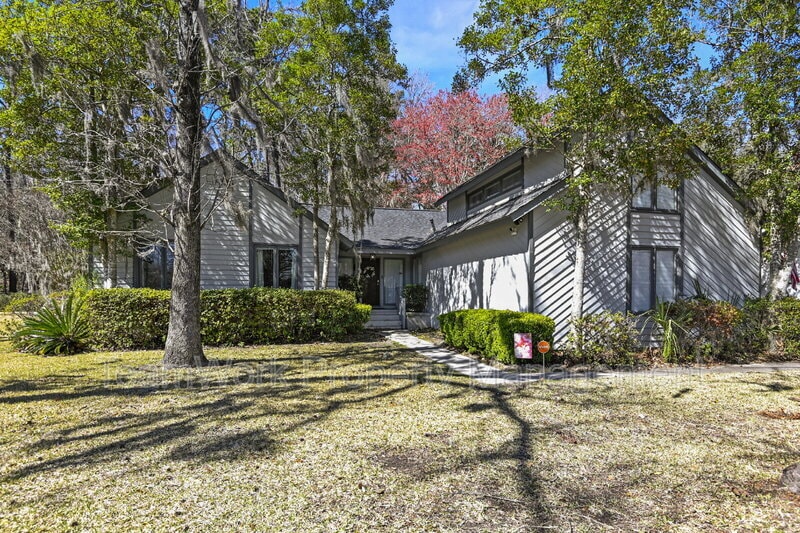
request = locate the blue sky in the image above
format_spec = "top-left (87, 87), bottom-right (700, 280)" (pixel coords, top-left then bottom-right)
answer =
top-left (388, 0), bottom-right (502, 95)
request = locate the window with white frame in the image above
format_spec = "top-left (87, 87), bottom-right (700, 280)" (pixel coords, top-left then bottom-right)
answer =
top-left (255, 247), bottom-right (297, 288)
top-left (631, 179), bottom-right (678, 211)
top-left (630, 247), bottom-right (677, 312)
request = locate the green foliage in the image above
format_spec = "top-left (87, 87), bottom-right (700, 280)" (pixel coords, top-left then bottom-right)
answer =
top-left (647, 301), bottom-right (690, 364)
top-left (566, 312), bottom-right (639, 367)
top-left (402, 284), bottom-right (428, 312)
top-left (84, 289), bottom-right (171, 350)
top-left (733, 298), bottom-right (773, 357)
top-left (439, 309), bottom-right (555, 365)
top-left (772, 298), bottom-right (800, 357)
top-left (83, 288), bottom-right (371, 351)
top-left (4, 294), bottom-right (46, 313)
top-left (671, 298), bottom-right (742, 362)
top-left (7, 293), bottom-right (90, 355)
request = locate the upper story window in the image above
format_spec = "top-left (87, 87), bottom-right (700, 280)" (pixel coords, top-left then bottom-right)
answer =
top-left (632, 180), bottom-right (678, 211)
top-left (466, 168), bottom-right (523, 211)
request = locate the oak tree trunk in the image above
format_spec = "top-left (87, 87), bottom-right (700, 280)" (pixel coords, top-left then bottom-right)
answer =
top-left (321, 205), bottom-right (338, 289)
top-left (163, 0), bottom-right (207, 368)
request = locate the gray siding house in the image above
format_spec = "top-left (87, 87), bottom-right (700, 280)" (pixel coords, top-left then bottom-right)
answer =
top-left (102, 147), bottom-right (760, 343)
top-left (97, 158), bottom-right (344, 292)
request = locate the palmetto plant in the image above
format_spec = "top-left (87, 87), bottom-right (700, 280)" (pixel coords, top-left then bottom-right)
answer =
top-left (9, 293), bottom-right (90, 355)
top-left (646, 300), bottom-right (690, 363)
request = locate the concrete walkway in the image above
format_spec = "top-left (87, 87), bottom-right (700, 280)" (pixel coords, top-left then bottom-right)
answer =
top-left (387, 331), bottom-right (800, 386)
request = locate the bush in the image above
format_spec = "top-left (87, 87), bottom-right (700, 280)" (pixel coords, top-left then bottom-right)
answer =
top-left (7, 293), bottom-right (90, 355)
top-left (671, 298), bottom-right (742, 362)
top-left (84, 288), bottom-right (171, 350)
top-left (402, 284), bottom-right (428, 312)
top-left (84, 287), bottom-right (371, 351)
top-left (773, 298), bottom-right (800, 357)
top-left (439, 309), bottom-right (555, 364)
top-left (733, 298), bottom-right (772, 357)
top-left (4, 294), bottom-right (47, 313)
top-left (567, 312), bottom-right (639, 367)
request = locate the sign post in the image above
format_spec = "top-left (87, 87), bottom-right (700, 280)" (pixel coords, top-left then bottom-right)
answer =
top-left (537, 341), bottom-right (550, 379)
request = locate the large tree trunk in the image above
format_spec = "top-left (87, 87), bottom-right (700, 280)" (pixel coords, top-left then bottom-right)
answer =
top-left (104, 209), bottom-right (118, 288)
top-left (3, 153), bottom-right (17, 292)
top-left (163, 0), bottom-right (207, 368)
top-left (312, 201), bottom-right (321, 290)
top-left (569, 183), bottom-right (589, 348)
top-left (321, 205), bottom-right (338, 289)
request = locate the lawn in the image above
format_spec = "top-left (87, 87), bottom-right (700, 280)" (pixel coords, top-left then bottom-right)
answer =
top-left (0, 333), bottom-right (798, 532)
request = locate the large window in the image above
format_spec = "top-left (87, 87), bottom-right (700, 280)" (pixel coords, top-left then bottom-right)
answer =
top-left (466, 168), bottom-right (523, 211)
top-left (255, 247), bottom-right (297, 288)
top-left (631, 247), bottom-right (677, 312)
top-left (135, 243), bottom-right (174, 289)
top-left (631, 180), bottom-right (677, 211)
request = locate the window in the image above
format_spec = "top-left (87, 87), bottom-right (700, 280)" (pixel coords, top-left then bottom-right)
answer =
top-left (255, 247), bottom-right (297, 288)
top-left (630, 248), bottom-right (677, 312)
top-left (631, 180), bottom-right (678, 211)
top-left (466, 168), bottom-right (523, 211)
top-left (135, 243), bottom-right (174, 289)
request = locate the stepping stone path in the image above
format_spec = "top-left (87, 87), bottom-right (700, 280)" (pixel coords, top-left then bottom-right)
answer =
top-left (781, 463), bottom-right (800, 494)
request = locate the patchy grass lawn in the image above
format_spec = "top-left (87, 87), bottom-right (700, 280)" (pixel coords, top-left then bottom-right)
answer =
top-left (0, 334), bottom-right (798, 532)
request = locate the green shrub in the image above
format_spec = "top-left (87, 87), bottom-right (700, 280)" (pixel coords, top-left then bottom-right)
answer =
top-left (402, 284), bottom-right (428, 312)
top-left (671, 298), bottom-right (742, 362)
top-left (84, 288), bottom-right (171, 350)
top-left (84, 287), bottom-right (371, 350)
top-left (733, 298), bottom-right (772, 357)
top-left (773, 298), bottom-right (800, 357)
top-left (4, 294), bottom-right (46, 313)
top-left (439, 309), bottom-right (555, 364)
top-left (567, 312), bottom-right (639, 367)
top-left (8, 293), bottom-right (90, 355)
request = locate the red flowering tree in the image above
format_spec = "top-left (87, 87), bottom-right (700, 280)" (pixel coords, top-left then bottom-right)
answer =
top-left (387, 88), bottom-right (521, 208)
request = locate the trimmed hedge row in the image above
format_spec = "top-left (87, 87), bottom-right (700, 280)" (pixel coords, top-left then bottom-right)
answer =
top-left (439, 309), bottom-right (555, 364)
top-left (84, 288), bottom-right (371, 350)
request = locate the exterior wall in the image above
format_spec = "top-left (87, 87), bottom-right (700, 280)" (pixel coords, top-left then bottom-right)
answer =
top-left (523, 149), bottom-right (564, 189)
top-left (198, 165), bottom-right (250, 289)
top-left (583, 187), bottom-right (628, 316)
top-left (683, 170), bottom-right (759, 300)
top-left (422, 218), bottom-right (530, 322)
top-left (531, 203), bottom-right (574, 342)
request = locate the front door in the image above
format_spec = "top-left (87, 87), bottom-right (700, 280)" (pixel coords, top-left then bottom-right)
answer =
top-left (361, 257), bottom-right (380, 306)
top-left (383, 259), bottom-right (404, 308)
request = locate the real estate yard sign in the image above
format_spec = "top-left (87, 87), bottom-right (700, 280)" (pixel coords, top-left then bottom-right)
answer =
top-left (514, 333), bottom-right (533, 359)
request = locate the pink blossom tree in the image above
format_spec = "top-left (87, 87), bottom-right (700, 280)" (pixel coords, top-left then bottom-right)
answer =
top-left (387, 85), bottom-right (521, 208)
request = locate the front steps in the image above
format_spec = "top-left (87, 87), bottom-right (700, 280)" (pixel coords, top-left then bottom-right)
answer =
top-left (365, 308), bottom-right (403, 329)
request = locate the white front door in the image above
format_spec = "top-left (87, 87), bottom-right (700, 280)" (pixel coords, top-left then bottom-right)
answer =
top-left (383, 259), bottom-right (404, 307)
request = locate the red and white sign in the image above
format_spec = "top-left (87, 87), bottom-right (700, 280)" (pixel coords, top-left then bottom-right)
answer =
top-left (514, 333), bottom-right (533, 359)
top-left (537, 341), bottom-right (551, 354)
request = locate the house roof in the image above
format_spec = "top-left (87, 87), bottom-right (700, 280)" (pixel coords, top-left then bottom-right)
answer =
top-left (418, 175), bottom-right (566, 252)
top-left (318, 207), bottom-right (447, 254)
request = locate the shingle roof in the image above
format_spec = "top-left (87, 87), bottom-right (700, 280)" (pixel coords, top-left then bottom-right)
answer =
top-left (317, 207), bottom-right (447, 252)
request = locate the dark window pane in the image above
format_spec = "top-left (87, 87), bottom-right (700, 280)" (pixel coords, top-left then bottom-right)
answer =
top-left (164, 246), bottom-right (174, 289)
top-left (278, 249), bottom-right (294, 288)
top-left (141, 246), bottom-right (164, 289)
top-left (257, 249), bottom-right (275, 288)
top-left (656, 250), bottom-right (675, 302)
